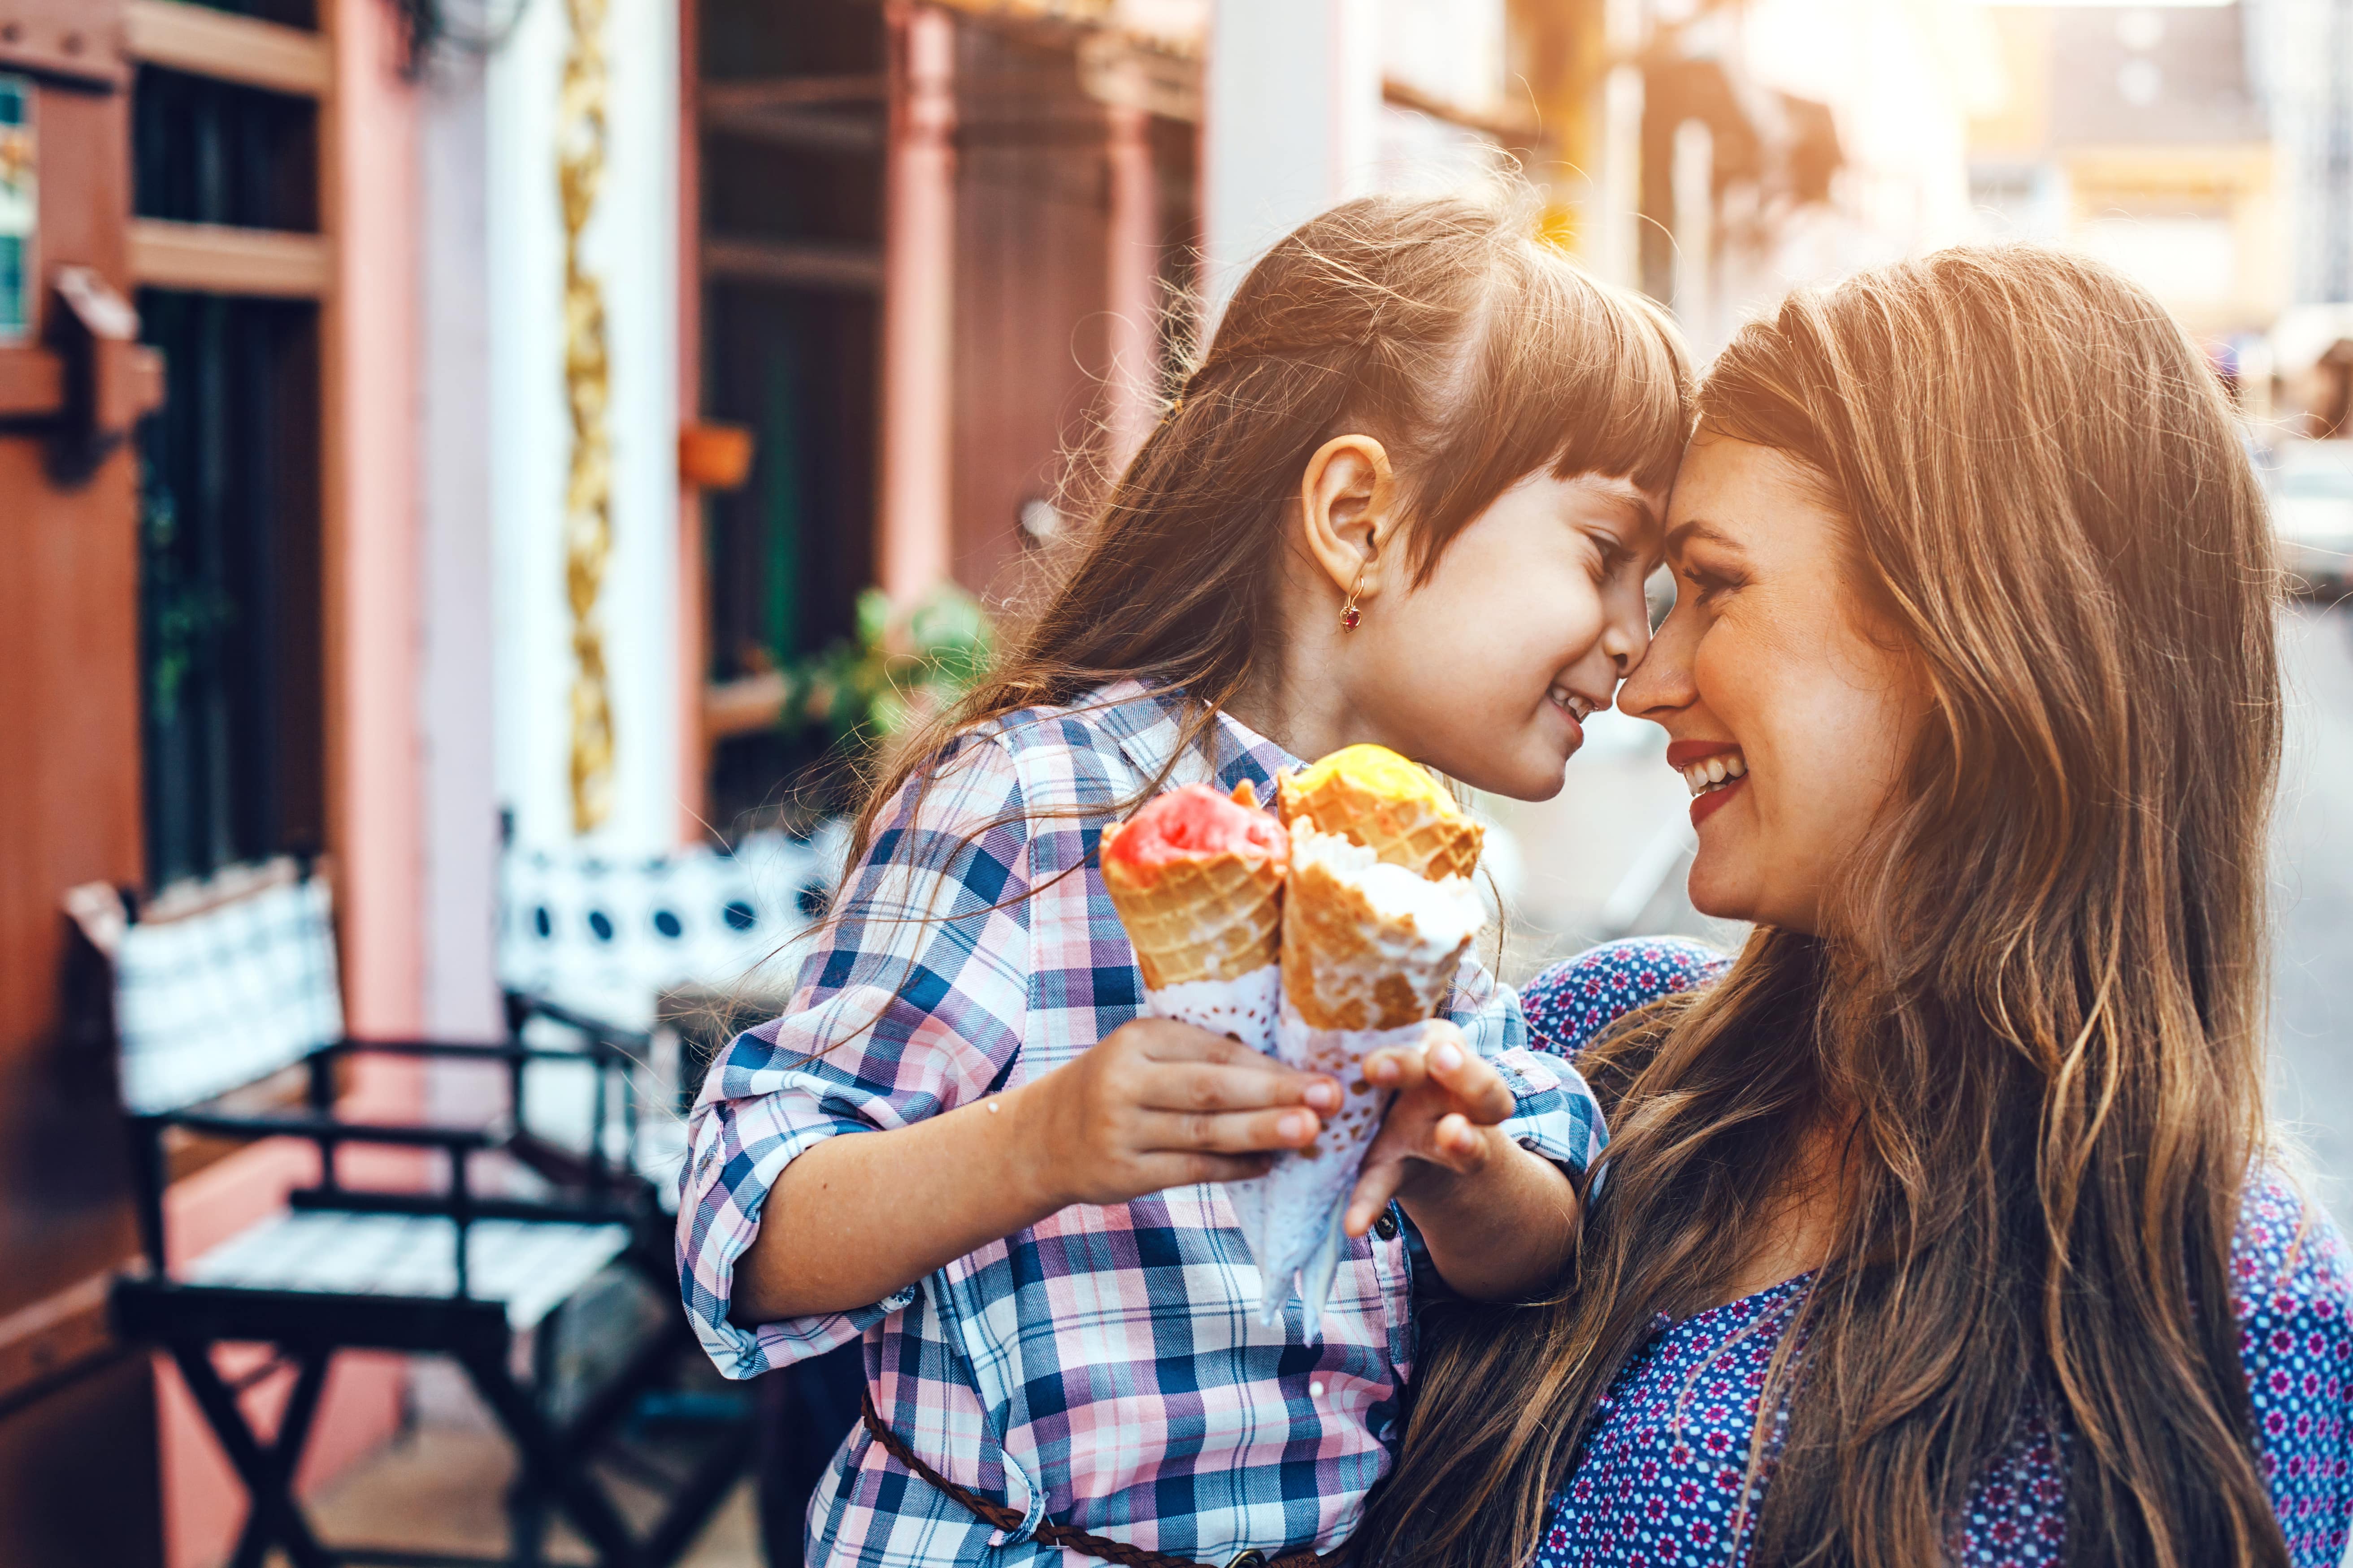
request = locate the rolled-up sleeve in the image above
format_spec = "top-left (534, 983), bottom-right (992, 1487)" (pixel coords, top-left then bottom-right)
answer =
top-left (1447, 955), bottom-right (1606, 1177)
top-left (675, 733), bottom-right (1034, 1379)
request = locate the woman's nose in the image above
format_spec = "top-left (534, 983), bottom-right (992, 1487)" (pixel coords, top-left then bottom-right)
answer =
top-left (1619, 602), bottom-right (1697, 717)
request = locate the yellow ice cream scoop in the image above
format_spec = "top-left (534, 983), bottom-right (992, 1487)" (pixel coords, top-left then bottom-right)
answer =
top-left (1276, 743), bottom-right (1483, 883)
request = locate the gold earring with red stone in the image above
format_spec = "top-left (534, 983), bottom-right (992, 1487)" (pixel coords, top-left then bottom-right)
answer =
top-left (1339, 562), bottom-right (1368, 631)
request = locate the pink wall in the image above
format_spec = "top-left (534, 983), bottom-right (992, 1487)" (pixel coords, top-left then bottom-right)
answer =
top-left (157, 0), bottom-right (426, 1559)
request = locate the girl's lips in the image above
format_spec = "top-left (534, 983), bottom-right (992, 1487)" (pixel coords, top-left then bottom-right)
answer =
top-left (1547, 688), bottom-right (1589, 754)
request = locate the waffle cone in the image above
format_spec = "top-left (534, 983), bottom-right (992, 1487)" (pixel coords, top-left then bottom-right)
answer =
top-left (1277, 768), bottom-right (1483, 883)
top-left (1101, 837), bottom-right (1284, 988)
top-left (1278, 857), bottom-right (1470, 1031)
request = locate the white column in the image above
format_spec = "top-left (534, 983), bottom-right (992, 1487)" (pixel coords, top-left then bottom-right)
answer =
top-left (419, 53), bottom-right (503, 1036)
top-left (1201, 0), bottom-right (1382, 313)
top-left (1671, 118), bottom-right (1714, 342)
top-left (1595, 64), bottom-right (1645, 290)
top-left (487, 0), bottom-right (681, 854)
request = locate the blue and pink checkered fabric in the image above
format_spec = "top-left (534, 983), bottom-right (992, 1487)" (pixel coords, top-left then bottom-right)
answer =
top-left (675, 680), bottom-right (1606, 1567)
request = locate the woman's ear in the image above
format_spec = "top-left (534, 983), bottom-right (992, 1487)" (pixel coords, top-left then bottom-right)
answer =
top-left (1297, 434), bottom-right (1398, 605)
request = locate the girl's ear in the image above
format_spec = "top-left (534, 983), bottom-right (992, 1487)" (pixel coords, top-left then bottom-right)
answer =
top-left (1298, 434), bottom-right (1398, 604)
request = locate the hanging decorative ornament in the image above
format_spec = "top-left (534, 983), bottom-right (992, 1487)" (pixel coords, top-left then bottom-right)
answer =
top-left (558, 0), bottom-right (614, 833)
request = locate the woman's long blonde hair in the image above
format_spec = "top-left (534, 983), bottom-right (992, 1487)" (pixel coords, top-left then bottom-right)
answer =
top-left (1363, 247), bottom-right (2287, 1567)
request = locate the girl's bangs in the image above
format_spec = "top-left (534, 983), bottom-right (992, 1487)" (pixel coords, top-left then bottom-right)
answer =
top-left (1522, 270), bottom-right (1691, 497)
top-left (1407, 256), bottom-right (1691, 567)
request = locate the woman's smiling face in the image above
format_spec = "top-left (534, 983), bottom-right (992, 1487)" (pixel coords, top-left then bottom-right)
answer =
top-left (1618, 436), bottom-right (1926, 935)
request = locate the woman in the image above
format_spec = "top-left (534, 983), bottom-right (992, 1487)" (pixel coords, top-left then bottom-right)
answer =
top-left (1363, 247), bottom-right (2353, 1567)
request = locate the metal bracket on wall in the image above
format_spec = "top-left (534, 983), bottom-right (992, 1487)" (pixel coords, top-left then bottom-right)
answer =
top-left (0, 265), bottom-right (165, 484)
top-left (0, 0), bottom-right (129, 91)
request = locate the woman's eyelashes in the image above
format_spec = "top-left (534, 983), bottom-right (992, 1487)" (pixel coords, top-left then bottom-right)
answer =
top-left (1677, 559), bottom-right (1744, 608)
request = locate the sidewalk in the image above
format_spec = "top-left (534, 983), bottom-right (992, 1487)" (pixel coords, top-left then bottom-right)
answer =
top-left (299, 1361), bottom-right (760, 1567)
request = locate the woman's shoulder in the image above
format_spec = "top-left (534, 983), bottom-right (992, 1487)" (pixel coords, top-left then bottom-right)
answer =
top-left (2230, 1168), bottom-right (2352, 1565)
top-left (1519, 937), bottom-right (1732, 1059)
top-left (2232, 1167), bottom-right (2352, 1325)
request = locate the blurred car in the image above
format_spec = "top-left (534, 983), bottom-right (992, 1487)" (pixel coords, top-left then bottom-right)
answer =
top-left (2269, 439), bottom-right (2353, 595)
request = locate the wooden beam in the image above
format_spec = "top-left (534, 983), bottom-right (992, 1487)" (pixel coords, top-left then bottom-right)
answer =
top-left (701, 100), bottom-right (882, 154)
top-left (0, 348), bottom-right (64, 420)
top-left (1381, 76), bottom-right (1540, 146)
top-left (125, 0), bottom-right (332, 99)
top-left (702, 235), bottom-right (884, 294)
top-left (0, 1274), bottom-right (117, 1412)
top-left (704, 672), bottom-right (786, 740)
top-left (130, 220), bottom-right (333, 298)
top-left (701, 74), bottom-right (886, 110)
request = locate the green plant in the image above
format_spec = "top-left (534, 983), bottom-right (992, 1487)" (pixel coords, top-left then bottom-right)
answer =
top-left (777, 584), bottom-right (991, 748)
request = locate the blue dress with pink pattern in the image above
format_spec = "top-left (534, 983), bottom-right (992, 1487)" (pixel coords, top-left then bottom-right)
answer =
top-left (1517, 940), bottom-right (2353, 1568)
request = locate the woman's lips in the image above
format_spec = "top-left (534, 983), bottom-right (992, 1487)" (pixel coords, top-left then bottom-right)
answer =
top-left (1689, 772), bottom-right (1746, 827)
top-left (1668, 740), bottom-right (1748, 828)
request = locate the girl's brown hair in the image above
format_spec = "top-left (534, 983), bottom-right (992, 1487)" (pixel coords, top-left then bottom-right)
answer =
top-left (1362, 247), bottom-right (2287, 1568)
top-left (834, 188), bottom-right (1690, 885)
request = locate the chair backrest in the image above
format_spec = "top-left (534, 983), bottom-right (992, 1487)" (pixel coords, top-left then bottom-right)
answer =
top-left (498, 827), bottom-right (840, 1028)
top-left (67, 859), bottom-right (344, 1114)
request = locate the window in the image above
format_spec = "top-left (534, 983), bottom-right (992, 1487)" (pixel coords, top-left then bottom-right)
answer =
top-left (127, 20), bottom-right (329, 887)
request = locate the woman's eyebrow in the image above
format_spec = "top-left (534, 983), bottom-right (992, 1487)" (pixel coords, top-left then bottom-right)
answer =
top-left (1664, 518), bottom-right (1745, 556)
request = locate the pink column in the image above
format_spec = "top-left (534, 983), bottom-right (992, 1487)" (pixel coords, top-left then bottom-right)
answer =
top-left (156, 0), bottom-right (423, 1559)
top-left (676, 0), bottom-right (708, 840)
top-left (326, 0), bottom-right (425, 1050)
top-left (877, 1), bottom-right (956, 602)
top-left (1103, 104), bottom-right (1160, 469)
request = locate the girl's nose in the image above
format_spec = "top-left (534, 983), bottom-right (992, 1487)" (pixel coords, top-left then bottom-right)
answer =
top-left (1602, 584), bottom-right (1652, 678)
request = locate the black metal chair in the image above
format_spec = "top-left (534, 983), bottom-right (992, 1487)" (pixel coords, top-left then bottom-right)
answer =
top-left (71, 859), bottom-right (752, 1568)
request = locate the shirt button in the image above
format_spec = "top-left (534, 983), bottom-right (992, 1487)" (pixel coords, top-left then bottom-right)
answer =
top-left (1516, 1136), bottom-right (1540, 1154)
top-left (1229, 1552), bottom-right (1268, 1568)
top-left (1373, 1208), bottom-right (1400, 1241)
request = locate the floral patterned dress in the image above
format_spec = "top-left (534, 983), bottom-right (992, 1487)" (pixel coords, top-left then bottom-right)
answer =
top-left (1519, 940), bottom-right (2353, 1568)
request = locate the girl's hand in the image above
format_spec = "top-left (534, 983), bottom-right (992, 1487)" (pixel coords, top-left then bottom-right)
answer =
top-left (1027, 1018), bottom-right (1341, 1209)
top-left (1341, 1022), bottom-right (1519, 1236)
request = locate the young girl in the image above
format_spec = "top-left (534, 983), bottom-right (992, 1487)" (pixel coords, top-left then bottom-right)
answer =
top-left (677, 191), bottom-right (1690, 1568)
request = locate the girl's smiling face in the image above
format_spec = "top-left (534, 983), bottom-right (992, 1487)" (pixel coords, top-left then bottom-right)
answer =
top-left (1619, 436), bottom-right (1926, 934)
top-left (1348, 470), bottom-right (1664, 801)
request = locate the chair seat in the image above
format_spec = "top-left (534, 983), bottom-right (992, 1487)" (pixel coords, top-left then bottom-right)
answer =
top-left (183, 1210), bottom-right (634, 1330)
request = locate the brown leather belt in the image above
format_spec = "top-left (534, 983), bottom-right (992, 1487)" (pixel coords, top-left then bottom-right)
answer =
top-left (859, 1392), bottom-right (1337, 1568)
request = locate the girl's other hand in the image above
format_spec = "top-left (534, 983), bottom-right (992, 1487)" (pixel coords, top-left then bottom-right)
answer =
top-left (1341, 1022), bottom-right (1518, 1236)
top-left (1027, 1019), bottom-right (1341, 1209)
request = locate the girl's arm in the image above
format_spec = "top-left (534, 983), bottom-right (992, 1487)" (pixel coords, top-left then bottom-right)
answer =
top-left (732, 1019), bottom-right (1340, 1323)
top-left (1338, 1027), bottom-right (1581, 1300)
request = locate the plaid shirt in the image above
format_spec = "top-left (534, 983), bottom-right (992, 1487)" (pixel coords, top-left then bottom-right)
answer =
top-left (677, 681), bottom-right (1606, 1568)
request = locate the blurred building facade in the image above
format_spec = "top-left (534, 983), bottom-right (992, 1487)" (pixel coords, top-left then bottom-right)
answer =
top-left (1967, 3), bottom-right (2286, 339)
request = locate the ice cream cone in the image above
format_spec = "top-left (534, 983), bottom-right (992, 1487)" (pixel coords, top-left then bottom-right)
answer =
top-left (1252, 823), bottom-right (1486, 1333)
top-left (1276, 744), bottom-right (1483, 883)
top-left (1100, 780), bottom-right (1287, 989)
top-left (1279, 827), bottom-right (1477, 1031)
